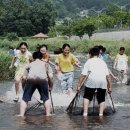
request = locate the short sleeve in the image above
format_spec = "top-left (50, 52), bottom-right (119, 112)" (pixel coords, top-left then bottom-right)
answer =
top-left (71, 54), bottom-right (78, 64)
top-left (55, 55), bottom-right (60, 64)
top-left (81, 61), bottom-right (90, 76)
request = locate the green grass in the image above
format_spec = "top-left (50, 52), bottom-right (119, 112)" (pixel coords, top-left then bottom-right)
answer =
top-left (0, 37), bottom-right (130, 56)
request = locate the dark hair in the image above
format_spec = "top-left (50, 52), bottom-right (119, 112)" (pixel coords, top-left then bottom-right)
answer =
top-left (39, 44), bottom-right (48, 50)
top-left (19, 42), bottom-right (28, 48)
top-left (102, 47), bottom-right (106, 53)
top-left (98, 45), bottom-right (104, 51)
top-left (62, 43), bottom-right (70, 50)
top-left (89, 47), bottom-right (100, 57)
top-left (120, 47), bottom-right (125, 51)
top-left (33, 51), bottom-right (43, 60)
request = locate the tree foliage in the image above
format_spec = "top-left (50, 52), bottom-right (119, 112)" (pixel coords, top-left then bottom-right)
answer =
top-left (0, 0), bottom-right (57, 36)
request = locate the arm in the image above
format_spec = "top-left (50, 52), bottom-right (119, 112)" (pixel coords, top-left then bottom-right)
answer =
top-left (106, 75), bottom-right (112, 93)
top-left (55, 63), bottom-right (60, 71)
top-left (76, 74), bottom-right (86, 93)
top-left (49, 61), bottom-right (56, 68)
top-left (109, 69), bottom-right (119, 81)
top-left (72, 55), bottom-right (81, 68)
top-left (74, 60), bottom-right (81, 68)
top-left (113, 55), bottom-right (118, 69)
top-left (9, 56), bottom-right (16, 69)
top-left (46, 64), bottom-right (54, 91)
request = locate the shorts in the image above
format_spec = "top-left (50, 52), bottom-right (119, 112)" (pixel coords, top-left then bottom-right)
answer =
top-left (83, 87), bottom-right (106, 104)
top-left (61, 72), bottom-right (74, 90)
top-left (22, 79), bottom-right (49, 102)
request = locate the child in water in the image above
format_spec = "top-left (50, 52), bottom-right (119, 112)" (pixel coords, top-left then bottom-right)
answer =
top-left (55, 43), bottom-right (80, 95)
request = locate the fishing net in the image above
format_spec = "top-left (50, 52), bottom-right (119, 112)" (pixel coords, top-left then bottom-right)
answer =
top-left (66, 59), bottom-right (116, 116)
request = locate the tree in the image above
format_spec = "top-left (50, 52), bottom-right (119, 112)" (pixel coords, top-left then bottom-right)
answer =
top-left (71, 18), bottom-right (96, 39)
top-left (0, 0), bottom-right (57, 36)
top-left (100, 15), bottom-right (115, 28)
top-left (85, 24), bottom-right (96, 39)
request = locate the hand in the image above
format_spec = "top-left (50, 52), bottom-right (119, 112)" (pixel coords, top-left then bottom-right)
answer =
top-left (108, 87), bottom-right (112, 94)
top-left (77, 87), bottom-right (80, 93)
top-left (113, 76), bottom-right (119, 81)
top-left (49, 87), bottom-right (52, 91)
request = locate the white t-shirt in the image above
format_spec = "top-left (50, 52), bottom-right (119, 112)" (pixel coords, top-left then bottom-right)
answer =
top-left (81, 57), bottom-right (109, 89)
top-left (115, 54), bottom-right (128, 71)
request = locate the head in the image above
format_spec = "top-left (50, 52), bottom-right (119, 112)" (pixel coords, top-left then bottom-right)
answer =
top-left (62, 43), bottom-right (70, 56)
top-left (102, 47), bottom-right (106, 53)
top-left (33, 51), bottom-right (43, 60)
top-left (98, 45), bottom-right (104, 54)
top-left (89, 47), bottom-right (100, 58)
top-left (39, 44), bottom-right (48, 55)
top-left (119, 47), bottom-right (125, 55)
top-left (19, 42), bottom-right (28, 54)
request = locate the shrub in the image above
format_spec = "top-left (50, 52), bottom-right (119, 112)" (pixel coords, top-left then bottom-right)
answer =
top-left (6, 33), bottom-right (19, 41)
top-left (0, 53), bottom-right (15, 80)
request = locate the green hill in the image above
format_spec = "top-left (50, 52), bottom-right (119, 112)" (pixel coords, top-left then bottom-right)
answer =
top-left (28, 0), bottom-right (130, 18)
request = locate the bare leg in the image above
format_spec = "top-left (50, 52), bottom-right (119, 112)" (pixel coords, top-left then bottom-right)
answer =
top-left (99, 102), bottom-right (105, 116)
top-left (83, 98), bottom-right (90, 116)
top-left (48, 75), bottom-right (53, 91)
top-left (122, 73), bottom-right (127, 84)
top-left (44, 99), bottom-right (51, 116)
top-left (15, 80), bottom-right (20, 97)
top-left (19, 100), bottom-right (28, 116)
top-left (67, 87), bottom-right (73, 96)
top-left (22, 78), bottom-right (26, 90)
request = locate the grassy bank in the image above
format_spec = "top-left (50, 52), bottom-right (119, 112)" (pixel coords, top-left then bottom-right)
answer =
top-left (0, 37), bottom-right (130, 56)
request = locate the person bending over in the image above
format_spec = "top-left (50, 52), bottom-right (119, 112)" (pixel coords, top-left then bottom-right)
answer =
top-left (19, 51), bottom-right (53, 116)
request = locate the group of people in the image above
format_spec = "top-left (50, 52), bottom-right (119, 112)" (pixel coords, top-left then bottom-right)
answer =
top-left (9, 42), bottom-right (128, 117)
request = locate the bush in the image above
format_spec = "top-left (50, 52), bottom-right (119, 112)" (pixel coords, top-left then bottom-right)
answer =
top-left (0, 53), bottom-right (15, 80)
top-left (6, 33), bottom-right (19, 41)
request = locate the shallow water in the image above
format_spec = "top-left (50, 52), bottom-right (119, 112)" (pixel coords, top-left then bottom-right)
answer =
top-left (0, 59), bottom-right (130, 130)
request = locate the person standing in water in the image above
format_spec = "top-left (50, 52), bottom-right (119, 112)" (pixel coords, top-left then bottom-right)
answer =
top-left (114, 47), bottom-right (128, 84)
top-left (55, 43), bottom-right (80, 95)
top-left (77, 47), bottom-right (112, 117)
top-left (9, 42), bottom-right (32, 102)
top-left (18, 51), bottom-right (53, 117)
